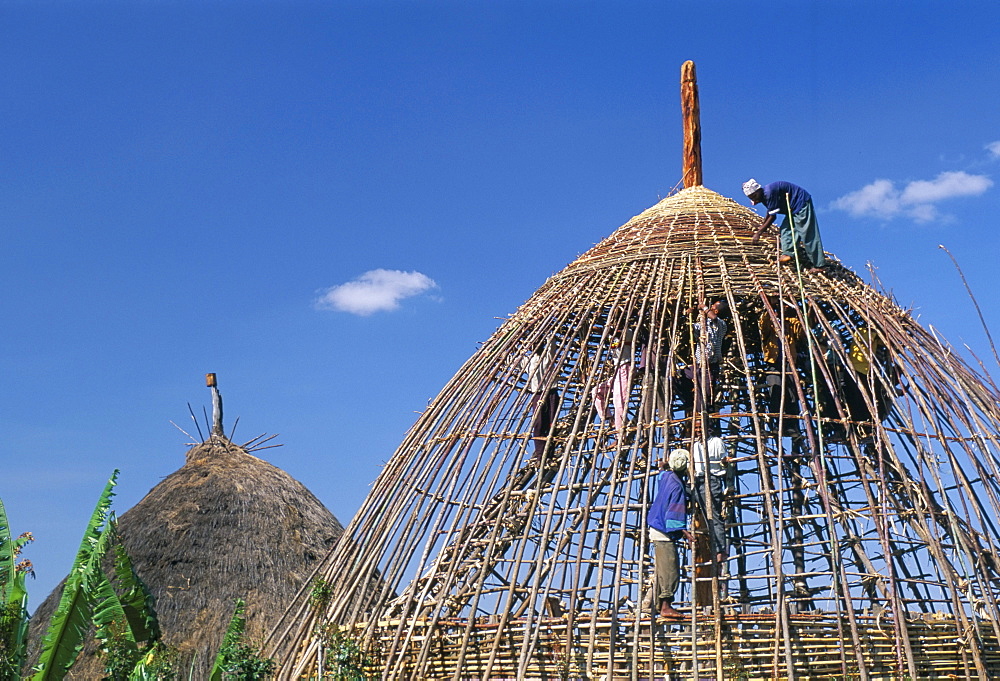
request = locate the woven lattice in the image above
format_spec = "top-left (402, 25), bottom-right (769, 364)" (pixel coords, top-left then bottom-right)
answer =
top-left (266, 186), bottom-right (1000, 679)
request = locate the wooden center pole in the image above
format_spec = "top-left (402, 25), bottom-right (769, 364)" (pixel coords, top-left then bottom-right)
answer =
top-left (681, 60), bottom-right (703, 188)
top-left (691, 412), bottom-right (716, 606)
top-left (207, 372), bottom-right (224, 436)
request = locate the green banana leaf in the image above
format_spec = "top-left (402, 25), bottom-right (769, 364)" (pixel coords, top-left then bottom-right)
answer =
top-left (87, 514), bottom-right (139, 666)
top-left (107, 520), bottom-right (159, 644)
top-left (0, 497), bottom-right (31, 679)
top-left (31, 470), bottom-right (119, 681)
top-left (0, 498), bottom-right (16, 593)
top-left (0, 497), bottom-right (33, 607)
top-left (127, 652), bottom-right (154, 681)
top-left (88, 513), bottom-right (162, 679)
top-left (209, 599), bottom-right (247, 681)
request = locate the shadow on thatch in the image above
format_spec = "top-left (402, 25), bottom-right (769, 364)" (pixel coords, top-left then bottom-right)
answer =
top-left (26, 435), bottom-right (345, 679)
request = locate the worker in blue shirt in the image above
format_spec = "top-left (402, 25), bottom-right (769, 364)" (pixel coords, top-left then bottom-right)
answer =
top-left (648, 448), bottom-right (693, 618)
top-left (743, 179), bottom-right (825, 273)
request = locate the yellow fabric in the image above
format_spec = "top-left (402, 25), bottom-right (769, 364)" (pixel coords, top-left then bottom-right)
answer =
top-left (849, 327), bottom-right (882, 374)
top-left (760, 310), bottom-right (804, 365)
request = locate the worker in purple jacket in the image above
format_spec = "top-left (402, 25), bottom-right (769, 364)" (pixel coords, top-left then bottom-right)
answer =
top-left (743, 179), bottom-right (826, 273)
top-left (648, 448), bottom-right (693, 618)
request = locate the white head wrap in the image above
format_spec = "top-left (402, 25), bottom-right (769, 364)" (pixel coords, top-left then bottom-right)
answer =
top-left (668, 448), bottom-right (690, 472)
top-left (742, 178), bottom-right (762, 197)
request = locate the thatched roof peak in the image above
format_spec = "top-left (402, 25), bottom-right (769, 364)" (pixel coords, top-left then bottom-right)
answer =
top-left (184, 434), bottom-right (253, 465)
top-left (630, 184), bottom-right (751, 223)
top-left (568, 185), bottom-right (761, 273)
top-left (534, 183), bottom-right (859, 308)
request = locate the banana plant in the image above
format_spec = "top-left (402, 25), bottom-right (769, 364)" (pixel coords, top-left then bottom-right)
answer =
top-left (32, 470), bottom-right (165, 680)
top-left (88, 516), bottom-right (162, 680)
top-left (0, 497), bottom-right (34, 680)
top-left (32, 471), bottom-right (121, 680)
top-left (210, 599), bottom-right (275, 681)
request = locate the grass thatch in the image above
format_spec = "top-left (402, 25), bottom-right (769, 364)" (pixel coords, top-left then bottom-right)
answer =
top-left (26, 435), bottom-right (345, 679)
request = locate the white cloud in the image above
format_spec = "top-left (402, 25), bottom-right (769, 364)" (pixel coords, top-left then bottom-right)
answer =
top-left (987, 141), bottom-right (1000, 159)
top-left (830, 171), bottom-right (993, 223)
top-left (830, 179), bottom-right (901, 220)
top-left (315, 269), bottom-right (438, 316)
top-left (900, 171), bottom-right (992, 203)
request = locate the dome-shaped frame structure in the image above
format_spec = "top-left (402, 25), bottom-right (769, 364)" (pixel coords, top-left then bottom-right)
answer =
top-left (267, 185), bottom-right (1000, 679)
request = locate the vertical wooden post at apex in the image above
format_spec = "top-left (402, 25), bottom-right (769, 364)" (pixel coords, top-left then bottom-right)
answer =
top-left (207, 372), bottom-right (224, 436)
top-left (681, 59), bottom-right (702, 188)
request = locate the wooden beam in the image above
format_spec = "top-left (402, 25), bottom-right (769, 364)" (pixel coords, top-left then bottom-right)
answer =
top-left (681, 60), bottom-right (703, 188)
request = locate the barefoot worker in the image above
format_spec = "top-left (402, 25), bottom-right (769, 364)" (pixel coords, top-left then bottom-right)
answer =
top-left (743, 179), bottom-right (826, 273)
top-left (648, 448), bottom-right (693, 618)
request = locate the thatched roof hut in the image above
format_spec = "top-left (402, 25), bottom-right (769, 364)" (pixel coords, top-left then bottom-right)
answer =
top-left (265, 63), bottom-right (1000, 679)
top-left (28, 435), bottom-right (345, 679)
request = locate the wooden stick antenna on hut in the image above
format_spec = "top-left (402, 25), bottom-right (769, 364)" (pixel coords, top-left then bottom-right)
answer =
top-left (206, 372), bottom-right (223, 436)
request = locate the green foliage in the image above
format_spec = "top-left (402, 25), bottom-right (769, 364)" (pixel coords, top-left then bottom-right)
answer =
top-left (101, 618), bottom-right (143, 680)
top-left (0, 602), bottom-right (27, 681)
top-left (308, 577), bottom-right (333, 612)
top-left (723, 655), bottom-right (750, 680)
top-left (31, 471), bottom-right (164, 681)
top-left (0, 497), bottom-right (33, 681)
top-left (89, 515), bottom-right (146, 678)
top-left (93, 517), bottom-right (163, 679)
top-left (33, 471), bottom-right (121, 680)
top-left (316, 623), bottom-right (372, 681)
top-left (127, 642), bottom-right (179, 681)
top-left (110, 525), bottom-right (159, 645)
top-left (209, 599), bottom-right (275, 681)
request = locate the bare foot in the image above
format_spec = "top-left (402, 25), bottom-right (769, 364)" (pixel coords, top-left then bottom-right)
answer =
top-left (658, 602), bottom-right (683, 618)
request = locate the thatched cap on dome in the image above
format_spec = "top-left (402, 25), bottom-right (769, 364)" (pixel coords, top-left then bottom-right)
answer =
top-left (561, 185), bottom-right (850, 282)
top-left (27, 436), bottom-right (345, 679)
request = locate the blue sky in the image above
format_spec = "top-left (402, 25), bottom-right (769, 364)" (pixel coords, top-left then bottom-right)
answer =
top-left (3, 1), bottom-right (999, 608)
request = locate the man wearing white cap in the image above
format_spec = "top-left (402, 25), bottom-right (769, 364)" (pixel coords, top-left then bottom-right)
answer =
top-left (743, 179), bottom-right (825, 273)
top-left (647, 448), bottom-right (692, 618)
